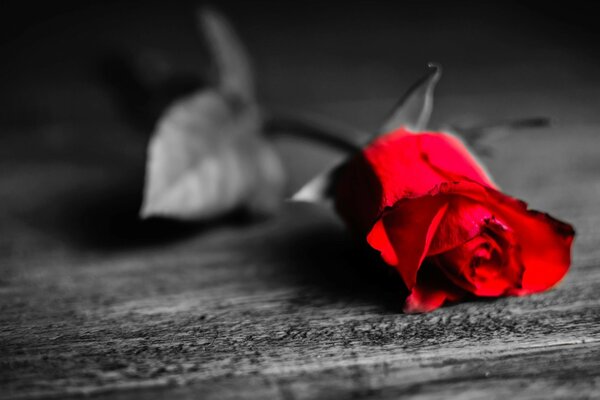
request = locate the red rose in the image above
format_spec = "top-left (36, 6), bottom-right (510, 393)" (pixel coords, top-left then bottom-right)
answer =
top-left (334, 127), bottom-right (574, 313)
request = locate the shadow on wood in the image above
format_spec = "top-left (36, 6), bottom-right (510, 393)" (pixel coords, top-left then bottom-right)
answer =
top-left (32, 174), bottom-right (262, 251)
top-left (268, 218), bottom-right (409, 313)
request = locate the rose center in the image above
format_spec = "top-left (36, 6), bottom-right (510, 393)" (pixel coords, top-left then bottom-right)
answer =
top-left (433, 216), bottom-right (523, 296)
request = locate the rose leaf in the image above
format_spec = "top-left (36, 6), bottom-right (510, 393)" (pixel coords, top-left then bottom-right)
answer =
top-left (379, 63), bottom-right (441, 134)
top-left (140, 9), bottom-right (285, 220)
top-left (448, 117), bottom-right (551, 156)
top-left (199, 7), bottom-right (254, 103)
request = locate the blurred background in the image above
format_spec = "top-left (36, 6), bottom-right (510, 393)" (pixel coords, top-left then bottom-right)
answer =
top-left (0, 0), bottom-right (598, 247)
top-left (2, 1), bottom-right (599, 124)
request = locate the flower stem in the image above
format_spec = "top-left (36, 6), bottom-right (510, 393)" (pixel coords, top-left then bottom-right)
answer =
top-left (264, 113), bottom-right (365, 153)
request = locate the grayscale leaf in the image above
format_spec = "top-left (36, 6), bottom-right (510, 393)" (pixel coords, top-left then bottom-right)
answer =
top-left (450, 117), bottom-right (550, 146)
top-left (198, 8), bottom-right (254, 103)
top-left (291, 163), bottom-right (343, 205)
top-left (379, 63), bottom-right (441, 134)
top-left (140, 90), bottom-right (285, 220)
top-left (140, 9), bottom-right (285, 221)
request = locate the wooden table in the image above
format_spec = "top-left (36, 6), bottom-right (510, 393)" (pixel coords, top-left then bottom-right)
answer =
top-left (1, 3), bottom-right (599, 399)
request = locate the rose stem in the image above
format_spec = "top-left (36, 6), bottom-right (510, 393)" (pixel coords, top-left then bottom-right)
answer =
top-left (264, 114), bottom-right (365, 153)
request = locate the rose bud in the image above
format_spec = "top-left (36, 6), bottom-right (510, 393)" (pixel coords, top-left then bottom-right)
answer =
top-left (292, 65), bottom-right (574, 313)
top-left (334, 128), bottom-right (575, 313)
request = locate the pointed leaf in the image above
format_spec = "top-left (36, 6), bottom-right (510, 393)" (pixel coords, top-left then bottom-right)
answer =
top-left (198, 8), bottom-right (254, 103)
top-left (379, 64), bottom-right (441, 134)
top-left (451, 117), bottom-right (550, 144)
top-left (449, 117), bottom-right (551, 156)
top-left (291, 164), bottom-right (343, 204)
top-left (140, 90), bottom-right (285, 220)
top-left (141, 10), bottom-right (284, 221)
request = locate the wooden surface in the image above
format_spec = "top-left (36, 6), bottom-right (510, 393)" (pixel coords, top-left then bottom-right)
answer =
top-left (1, 3), bottom-right (600, 399)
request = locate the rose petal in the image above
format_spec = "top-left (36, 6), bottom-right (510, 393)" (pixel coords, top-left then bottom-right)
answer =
top-left (433, 226), bottom-right (524, 297)
top-left (415, 133), bottom-right (495, 188)
top-left (371, 179), bottom-right (573, 306)
top-left (428, 197), bottom-right (494, 256)
top-left (403, 263), bottom-right (466, 313)
top-left (367, 197), bottom-right (449, 290)
top-left (334, 154), bottom-right (384, 233)
top-left (363, 130), bottom-right (495, 209)
top-left (404, 285), bottom-right (449, 313)
top-left (336, 129), bottom-right (496, 234)
top-left (484, 192), bottom-right (574, 294)
top-left (434, 180), bottom-right (574, 294)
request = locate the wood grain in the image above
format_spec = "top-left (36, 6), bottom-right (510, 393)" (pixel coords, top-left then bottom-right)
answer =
top-left (1, 124), bottom-right (599, 399)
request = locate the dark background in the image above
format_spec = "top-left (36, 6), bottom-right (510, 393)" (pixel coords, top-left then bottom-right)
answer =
top-left (2, 1), bottom-right (599, 123)
top-left (1, 0), bottom-right (599, 188)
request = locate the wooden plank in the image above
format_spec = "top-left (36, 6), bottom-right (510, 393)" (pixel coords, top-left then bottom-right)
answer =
top-left (1, 128), bottom-right (599, 399)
